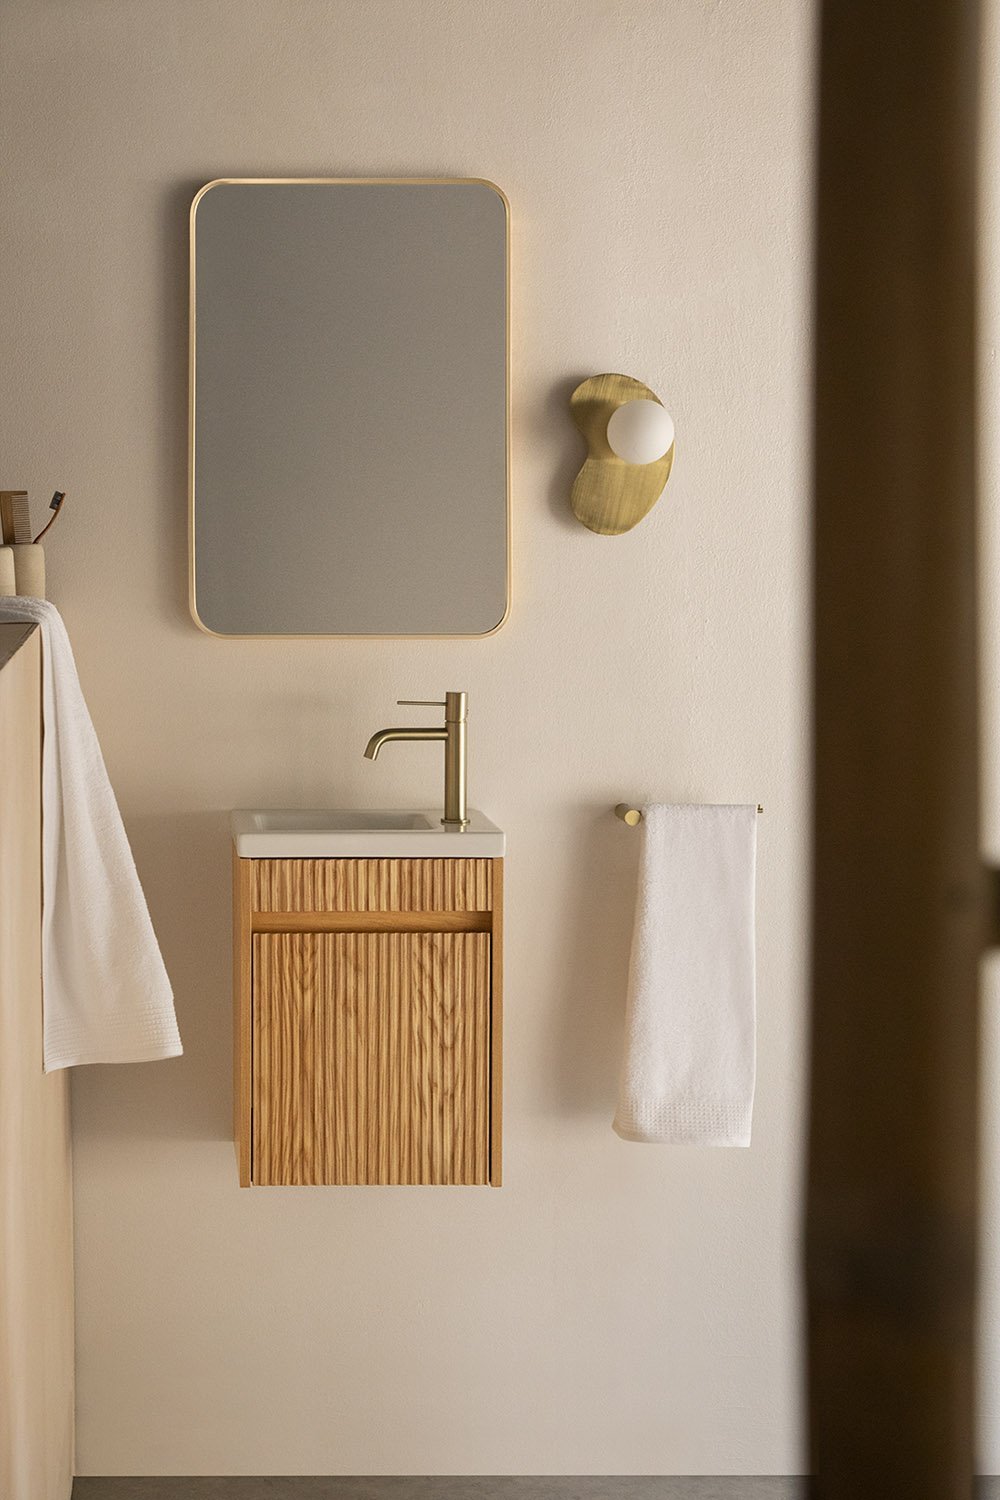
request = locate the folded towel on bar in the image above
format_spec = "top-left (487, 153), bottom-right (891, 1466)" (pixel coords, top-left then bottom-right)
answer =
top-left (613, 803), bottom-right (757, 1146)
top-left (0, 598), bottom-right (182, 1069)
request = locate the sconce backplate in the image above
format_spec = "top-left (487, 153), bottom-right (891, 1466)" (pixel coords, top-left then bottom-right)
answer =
top-left (569, 373), bottom-right (674, 535)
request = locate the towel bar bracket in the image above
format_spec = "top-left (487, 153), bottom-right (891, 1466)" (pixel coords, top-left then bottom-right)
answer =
top-left (615, 802), bottom-right (763, 826)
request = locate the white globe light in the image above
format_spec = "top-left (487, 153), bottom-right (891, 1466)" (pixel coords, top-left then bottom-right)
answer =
top-left (606, 398), bottom-right (675, 465)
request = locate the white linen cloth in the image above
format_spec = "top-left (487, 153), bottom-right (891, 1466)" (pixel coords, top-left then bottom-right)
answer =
top-left (0, 598), bottom-right (181, 1069)
top-left (613, 804), bottom-right (757, 1146)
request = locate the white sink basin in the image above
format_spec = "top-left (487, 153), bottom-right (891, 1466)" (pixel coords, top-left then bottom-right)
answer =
top-left (231, 808), bottom-right (505, 858)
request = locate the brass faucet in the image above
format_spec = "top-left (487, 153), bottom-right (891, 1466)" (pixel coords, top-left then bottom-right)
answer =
top-left (363, 691), bottom-right (469, 827)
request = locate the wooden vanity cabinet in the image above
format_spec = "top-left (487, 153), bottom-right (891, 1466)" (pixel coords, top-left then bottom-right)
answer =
top-left (233, 854), bottom-right (502, 1187)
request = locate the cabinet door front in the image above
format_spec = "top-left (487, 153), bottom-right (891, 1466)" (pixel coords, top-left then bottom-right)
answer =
top-left (252, 930), bottom-right (490, 1185)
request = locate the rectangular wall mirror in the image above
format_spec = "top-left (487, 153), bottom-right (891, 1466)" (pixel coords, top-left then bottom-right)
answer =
top-left (189, 178), bottom-right (509, 637)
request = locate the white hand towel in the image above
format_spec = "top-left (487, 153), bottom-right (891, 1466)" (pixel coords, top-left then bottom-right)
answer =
top-left (0, 598), bottom-right (182, 1070)
top-left (613, 804), bottom-right (757, 1146)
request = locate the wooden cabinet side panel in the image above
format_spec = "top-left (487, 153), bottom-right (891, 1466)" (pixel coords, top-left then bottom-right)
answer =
top-left (232, 849), bottom-right (253, 1186)
top-left (253, 931), bottom-right (490, 1185)
top-left (253, 857), bottom-right (493, 914)
top-left (490, 858), bottom-right (503, 1186)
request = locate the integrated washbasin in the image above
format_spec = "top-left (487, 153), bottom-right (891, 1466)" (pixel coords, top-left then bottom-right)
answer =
top-left (251, 810), bottom-right (433, 832)
top-left (234, 689), bottom-right (506, 858)
top-left (231, 808), bottom-right (505, 858)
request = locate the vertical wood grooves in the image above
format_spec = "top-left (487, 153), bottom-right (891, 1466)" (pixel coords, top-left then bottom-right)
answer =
top-left (252, 857), bottom-right (493, 913)
top-left (256, 934), bottom-right (267, 1182)
top-left (334, 935), bottom-right (346, 1182)
top-left (252, 930), bottom-right (490, 1185)
top-left (452, 934), bottom-right (465, 1181)
top-left (238, 852), bottom-right (502, 1187)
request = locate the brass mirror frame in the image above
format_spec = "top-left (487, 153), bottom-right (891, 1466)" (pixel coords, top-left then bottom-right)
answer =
top-left (188, 176), bottom-right (511, 639)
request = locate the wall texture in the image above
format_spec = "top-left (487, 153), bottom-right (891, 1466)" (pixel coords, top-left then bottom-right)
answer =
top-left (0, 0), bottom-right (812, 1476)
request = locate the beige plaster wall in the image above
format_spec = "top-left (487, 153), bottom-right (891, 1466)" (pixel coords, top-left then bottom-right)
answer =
top-left (1, 0), bottom-right (812, 1474)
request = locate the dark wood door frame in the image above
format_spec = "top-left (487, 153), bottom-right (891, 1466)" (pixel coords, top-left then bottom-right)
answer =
top-left (809, 2), bottom-right (985, 1494)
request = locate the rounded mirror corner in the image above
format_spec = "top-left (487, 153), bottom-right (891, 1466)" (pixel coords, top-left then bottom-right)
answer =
top-left (188, 591), bottom-right (234, 640)
top-left (472, 591), bottom-right (511, 638)
top-left (468, 177), bottom-right (511, 217)
top-left (189, 177), bottom-right (234, 225)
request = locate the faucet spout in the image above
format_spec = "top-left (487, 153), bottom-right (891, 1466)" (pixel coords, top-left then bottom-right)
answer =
top-left (363, 691), bottom-right (469, 827)
top-left (363, 726), bottom-right (447, 761)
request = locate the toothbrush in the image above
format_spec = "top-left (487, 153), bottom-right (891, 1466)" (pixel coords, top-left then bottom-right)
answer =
top-left (33, 491), bottom-right (66, 543)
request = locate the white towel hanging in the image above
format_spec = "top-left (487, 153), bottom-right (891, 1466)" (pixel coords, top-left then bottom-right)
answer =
top-left (0, 598), bottom-right (182, 1070)
top-left (613, 803), bottom-right (757, 1146)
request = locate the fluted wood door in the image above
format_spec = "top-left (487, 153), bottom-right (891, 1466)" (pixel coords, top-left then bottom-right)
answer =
top-left (253, 929), bottom-right (491, 1185)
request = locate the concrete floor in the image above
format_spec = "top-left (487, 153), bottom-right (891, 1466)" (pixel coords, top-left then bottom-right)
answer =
top-left (69, 1480), bottom-right (1000, 1498)
top-left (71, 1481), bottom-right (807, 1500)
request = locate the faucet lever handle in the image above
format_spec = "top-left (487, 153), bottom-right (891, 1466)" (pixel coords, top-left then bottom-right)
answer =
top-left (397, 700), bottom-right (446, 707)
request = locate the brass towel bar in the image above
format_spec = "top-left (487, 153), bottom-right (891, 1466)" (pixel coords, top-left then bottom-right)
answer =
top-left (615, 802), bottom-right (764, 826)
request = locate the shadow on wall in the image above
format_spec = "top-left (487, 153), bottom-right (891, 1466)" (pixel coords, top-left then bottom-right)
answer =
top-left (156, 181), bottom-right (203, 632)
top-left (70, 809), bottom-right (234, 1146)
top-left (544, 805), bottom-right (637, 1116)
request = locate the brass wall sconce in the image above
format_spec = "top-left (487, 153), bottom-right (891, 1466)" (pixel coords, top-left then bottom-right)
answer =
top-left (569, 374), bottom-right (675, 535)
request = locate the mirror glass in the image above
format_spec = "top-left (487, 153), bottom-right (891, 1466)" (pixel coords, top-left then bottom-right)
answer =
top-left (190, 179), bottom-right (509, 636)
